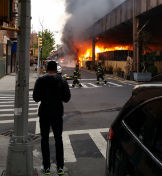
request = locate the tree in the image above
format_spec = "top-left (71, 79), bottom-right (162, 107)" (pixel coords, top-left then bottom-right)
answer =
top-left (137, 30), bottom-right (156, 73)
top-left (33, 29), bottom-right (56, 61)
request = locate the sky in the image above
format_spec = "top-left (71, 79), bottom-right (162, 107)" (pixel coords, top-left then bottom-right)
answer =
top-left (31, 0), bottom-right (69, 45)
top-left (31, 0), bottom-right (125, 49)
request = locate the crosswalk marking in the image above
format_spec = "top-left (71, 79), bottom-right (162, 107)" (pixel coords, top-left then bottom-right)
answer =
top-left (87, 83), bottom-right (101, 88)
top-left (0, 107), bottom-right (37, 112)
top-left (107, 82), bottom-right (122, 87)
top-left (0, 97), bottom-right (33, 100)
top-left (49, 128), bottom-right (109, 163)
top-left (0, 104), bottom-right (38, 107)
top-left (63, 133), bottom-right (77, 162)
top-left (81, 83), bottom-right (88, 88)
top-left (0, 112), bottom-right (37, 117)
top-left (0, 100), bottom-right (35, 104)
top-left (68, 82), bottom-right (126, 89)
top-left (89, 132), bottom-right (107, 158)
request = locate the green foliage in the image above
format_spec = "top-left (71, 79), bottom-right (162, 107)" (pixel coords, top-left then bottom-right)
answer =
top-left (137, 30), bottom-right (156, 72)
top-left (33, 29), bottom-right (56, 60)
top-left (138, 31), bottom-right (155, 53)
top-left (148, 65), bottom-right (158, 76)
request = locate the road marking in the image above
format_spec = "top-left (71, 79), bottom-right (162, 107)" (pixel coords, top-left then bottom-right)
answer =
top-left (0, 100), bottom-right (35, 104)
top-left (0, 108), bottom-right (37, 112)
top-left (0, 104), bottom-right (38, 107)
top-left (87, 83), bottom-right (101, 88)
top-left (0, 112), bottom-right (37, 117)
top-left (0, 96), bottom-right (33, 99)
top-left (35, 117), bottom-right (40, 134)
top-left (49, 128), bottom-right (109, 162)
top-left (107, 82), bottom-right (123, 87)
top-left (63, 133), bottom-right (77, 163)
top-left (79, 79), bottom-right (96, 80)
top-left (81, 83), bottom-right (88, 88)
top-left (89, 132), bottom-right (107, 158)
top-left (0, 97), bottom-right (33, 100)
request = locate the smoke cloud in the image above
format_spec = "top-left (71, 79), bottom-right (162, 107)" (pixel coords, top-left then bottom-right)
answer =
top-left (61, 0), bottom-right (125, 57)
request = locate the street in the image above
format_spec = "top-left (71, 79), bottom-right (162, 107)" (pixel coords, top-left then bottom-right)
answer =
top-left (0, 67), bottom-right (135, 176)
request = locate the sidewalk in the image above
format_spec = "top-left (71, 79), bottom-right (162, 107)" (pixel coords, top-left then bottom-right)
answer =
top-left (0, 66), bottom-right (37, 91)
top-left (0, 135), bottom-right (69, 176)
top-left (81, 68), bottom-right (136, 83)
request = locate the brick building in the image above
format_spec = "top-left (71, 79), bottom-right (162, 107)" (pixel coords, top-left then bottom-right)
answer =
top-left (30, 31), bottom-right (38, 64)
top-left (0, 0), bottom-right (18, 78)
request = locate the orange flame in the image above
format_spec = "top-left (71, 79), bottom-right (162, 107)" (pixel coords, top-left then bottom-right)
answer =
top-left (79, 46), bottom-right (130, 66)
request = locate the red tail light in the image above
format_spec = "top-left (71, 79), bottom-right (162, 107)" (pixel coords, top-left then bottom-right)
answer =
top-left (108, 127), bottom-right (114, 140)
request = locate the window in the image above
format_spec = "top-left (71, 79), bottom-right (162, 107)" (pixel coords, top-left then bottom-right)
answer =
top-left (124, 98), bottom-right (162, 161)
top-left (144, 113), bottom-right (162, 162)
top-left (124, 98), bottom-right (162, 141)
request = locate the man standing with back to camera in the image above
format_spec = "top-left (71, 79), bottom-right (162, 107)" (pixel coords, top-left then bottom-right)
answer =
top-left (33, 61), bottom-right (71, 175)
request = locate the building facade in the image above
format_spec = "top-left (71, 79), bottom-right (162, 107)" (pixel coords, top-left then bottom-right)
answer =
top-left (0, 0), bottom-right (18, 78)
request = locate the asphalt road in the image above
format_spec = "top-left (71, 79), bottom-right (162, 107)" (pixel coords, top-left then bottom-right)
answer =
top-left (0, 67), bottom-right (135, 176)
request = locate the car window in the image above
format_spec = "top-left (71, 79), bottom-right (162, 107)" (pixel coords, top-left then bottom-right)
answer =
top-left (124, 99), bottom-right (162, 142)
top-left (143, 113), bottom-right (162, 162)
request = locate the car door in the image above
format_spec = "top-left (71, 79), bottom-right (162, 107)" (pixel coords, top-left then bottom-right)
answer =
top-left (122, 97), bottom-right (162, 176)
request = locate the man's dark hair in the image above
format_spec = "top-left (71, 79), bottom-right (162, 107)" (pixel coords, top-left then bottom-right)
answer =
top-left (47, 61), bottom-right (57, 71)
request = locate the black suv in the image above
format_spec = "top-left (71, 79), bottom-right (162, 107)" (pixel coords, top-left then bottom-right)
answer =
top-left (105, 81), bottom-right (162, 176)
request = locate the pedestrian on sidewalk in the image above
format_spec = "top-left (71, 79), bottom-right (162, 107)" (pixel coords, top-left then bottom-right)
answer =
top-left (33, 61), bottom-right (71, 175)
top-left (96, 62), bottom-right (107, 84)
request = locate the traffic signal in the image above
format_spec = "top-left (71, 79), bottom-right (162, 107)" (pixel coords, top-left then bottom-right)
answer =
top-left (30, 50), bottom-right (33, 55)
top-left (0, 0), bottom-right (12, 23)
top-left (38, 37), bottom-right (42, 48)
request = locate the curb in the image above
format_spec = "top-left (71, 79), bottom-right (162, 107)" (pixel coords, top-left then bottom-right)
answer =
top-left (81, 68), bottom-right (136, 83)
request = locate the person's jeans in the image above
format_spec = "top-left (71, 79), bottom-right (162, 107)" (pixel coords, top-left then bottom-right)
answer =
top-left (39, 117), bottom-right (64, 170)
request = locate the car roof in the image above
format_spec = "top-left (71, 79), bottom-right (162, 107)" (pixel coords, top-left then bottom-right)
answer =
top-left (133, 82), bottom-right (162, 90)
top-left (46, 60), bottom-right (58, 63)
top-left (149, 74), bottom-right (162, 82)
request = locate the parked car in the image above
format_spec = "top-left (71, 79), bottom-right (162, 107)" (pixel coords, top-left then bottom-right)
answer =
top-left (45, 60), bottom-right (62, 75)
top-left (105, 82), bottom-right (162, 176)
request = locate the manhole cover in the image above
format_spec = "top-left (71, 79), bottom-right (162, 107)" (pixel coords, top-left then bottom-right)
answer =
top-left (98, 103), bottom-right (115, 107)
top-left (0, 130), bottom-right (40, 142)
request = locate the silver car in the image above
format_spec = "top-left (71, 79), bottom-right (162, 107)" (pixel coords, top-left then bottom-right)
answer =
top-left (56, 62), bottom-right (62, 75)
top-left (45, 60), bottom-right (62, 75)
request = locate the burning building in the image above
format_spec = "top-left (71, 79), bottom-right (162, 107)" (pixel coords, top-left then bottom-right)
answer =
top-left (61, 0), bottom-right (162, 73)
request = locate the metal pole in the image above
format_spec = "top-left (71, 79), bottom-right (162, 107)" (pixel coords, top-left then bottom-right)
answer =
top-left (37, 48), bottom-right (40, 78)
top-left (6, 0), bottom-right (33, 175)
top-left (133, 0), bottom-right (139, 72)
top-left (41, 26), bottom-right (43, 64)
top-left (92, 37), bottom-right (95, 70)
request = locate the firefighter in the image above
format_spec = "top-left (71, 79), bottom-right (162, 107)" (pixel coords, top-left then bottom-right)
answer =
top-left (72, 63), bottom-right (82, 88)
top-left (43, 66), bottom-right (47, 74)
top-left (96, 62), bottom-right (107, 84)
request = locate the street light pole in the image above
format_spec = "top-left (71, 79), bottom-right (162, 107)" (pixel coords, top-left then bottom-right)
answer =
top-left (37, 47), bottom-right (40, 78)
top-left (6, 0), bottom-right (33, 175)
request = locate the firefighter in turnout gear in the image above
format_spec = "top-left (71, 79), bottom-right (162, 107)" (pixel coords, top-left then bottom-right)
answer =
top-left (72, 63), bottom-right (82, 88)
top-left (96, 62), bottom-right (107, 84)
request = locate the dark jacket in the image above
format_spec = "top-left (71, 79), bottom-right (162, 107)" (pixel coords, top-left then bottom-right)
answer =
top-left (97, 65), bottom-right (104, 75)
top-left (73, 68), bottom-right (80, 78)
top-left (33, 74), bottom-right (71, 118)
